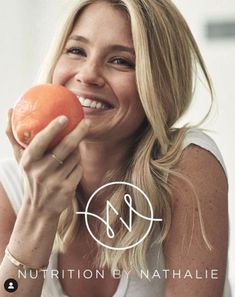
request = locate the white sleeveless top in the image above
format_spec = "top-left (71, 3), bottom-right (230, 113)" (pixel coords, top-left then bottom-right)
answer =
top-left (0, 128), bottom-right (231, 297)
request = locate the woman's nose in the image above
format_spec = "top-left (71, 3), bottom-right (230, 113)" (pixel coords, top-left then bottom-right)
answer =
top-left (74, 60), bottom-right (105, 87)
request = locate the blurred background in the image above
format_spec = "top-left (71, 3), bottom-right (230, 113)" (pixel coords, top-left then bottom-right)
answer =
top-left (0, 0), bottom-right (234, 294)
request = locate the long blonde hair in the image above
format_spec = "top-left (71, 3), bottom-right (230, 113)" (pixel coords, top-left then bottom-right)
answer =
top-left (38, 0), bottom-right (214, 273)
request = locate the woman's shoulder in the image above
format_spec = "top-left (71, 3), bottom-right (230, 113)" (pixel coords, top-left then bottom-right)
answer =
top-left (164, 129), bottom-right (229, 297)
top-left (181, 127), bottom-right (227, 178)
top-left (168, 127), bottom-right (229, 209)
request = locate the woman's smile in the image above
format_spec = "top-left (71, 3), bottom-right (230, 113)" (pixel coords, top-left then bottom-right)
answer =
top-left (69, 89), bottom-right (116, 116)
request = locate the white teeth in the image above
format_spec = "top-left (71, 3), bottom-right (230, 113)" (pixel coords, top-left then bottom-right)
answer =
top-left (78, 97), bottom-right (85, 105)
top-left (83, 99), bottom-right (92, 107)
top-left (90, 101), bottom-right (97, 108)
top-left (96, 102), bottom-right (102, 109)
top-left (77, 96), bottom-right (109, 110)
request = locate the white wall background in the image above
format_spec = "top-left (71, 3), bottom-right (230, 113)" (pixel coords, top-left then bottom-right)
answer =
top-left (0, 0), bottom-right (234, 294)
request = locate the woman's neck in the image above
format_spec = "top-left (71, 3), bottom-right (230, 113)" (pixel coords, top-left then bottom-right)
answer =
top-left (78, 138), bottom-right (132, 202)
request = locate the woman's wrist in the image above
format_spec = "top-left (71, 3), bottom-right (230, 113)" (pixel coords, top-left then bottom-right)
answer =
top-left (7, 198), bottom-right (60, 269)
top-left (21, 194), bottom-right (62, 220)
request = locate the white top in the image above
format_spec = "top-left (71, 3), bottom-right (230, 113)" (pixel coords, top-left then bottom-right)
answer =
top-left (0, 128), bottom-right (231, 297)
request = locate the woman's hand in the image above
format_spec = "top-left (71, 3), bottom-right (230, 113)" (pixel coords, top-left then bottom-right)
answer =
top-left (5, 108), bottom-right (90, 216)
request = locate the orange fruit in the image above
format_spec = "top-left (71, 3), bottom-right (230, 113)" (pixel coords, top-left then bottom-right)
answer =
top-left (12, 84), bottom-right (84, 150)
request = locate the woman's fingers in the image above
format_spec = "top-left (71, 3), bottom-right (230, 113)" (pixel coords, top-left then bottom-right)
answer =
top-left (24, 116), bottom-right (69, 162)
top-left (40, 119), bottom-right (90, 173)
top-left (51, 119), bottom-right (91, 161)
top-left (26, 117), bottom-right (90, 165)
top-left (52, 148), bottom-right (80, 179)
top-left (63, 163), bottom-right (83, 192)
top-left (5, 108), bottom-right (24, 163)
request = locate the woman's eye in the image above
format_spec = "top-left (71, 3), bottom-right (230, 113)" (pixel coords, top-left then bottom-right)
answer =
top-left (111, 58), bottom-right (135, 68)
top-left (65, 47), bottom-right (86, 56)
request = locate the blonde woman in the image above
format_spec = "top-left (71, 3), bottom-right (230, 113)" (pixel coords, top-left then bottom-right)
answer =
top-left (0, 0), bottom-right (230, 296)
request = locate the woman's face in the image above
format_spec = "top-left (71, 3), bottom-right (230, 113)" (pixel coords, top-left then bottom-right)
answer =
top-left (53, 1), bottom-right (146, 142)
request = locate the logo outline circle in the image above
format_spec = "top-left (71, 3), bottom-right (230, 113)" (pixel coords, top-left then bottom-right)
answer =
top-left (84, 181), bottom-right (154, 250)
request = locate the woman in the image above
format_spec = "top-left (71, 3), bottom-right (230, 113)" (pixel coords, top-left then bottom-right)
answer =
top-left (0, 0), bottom-right (230, 296)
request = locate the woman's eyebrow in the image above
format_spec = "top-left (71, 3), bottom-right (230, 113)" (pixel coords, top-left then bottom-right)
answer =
top-left (68, 35), bottom-right (135, 56)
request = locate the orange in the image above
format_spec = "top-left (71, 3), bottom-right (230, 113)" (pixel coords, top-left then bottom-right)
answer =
top-left (12, 84), bottom-right (84, 150)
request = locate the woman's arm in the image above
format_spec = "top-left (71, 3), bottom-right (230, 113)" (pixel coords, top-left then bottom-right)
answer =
top-left (0, 183), bottom-right (60, 297)
top-left (0, 110), bottom-right (90, 297)
top-left (0, 183), bottom-right (16, 262)
top-left (163, 144), bottom-right (228, 297)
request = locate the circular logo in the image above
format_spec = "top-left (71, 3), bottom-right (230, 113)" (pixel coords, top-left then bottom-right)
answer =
top-left (77, 181), bottom-right (162, 250)
top-left (4, 278), bottom-right (18, 293)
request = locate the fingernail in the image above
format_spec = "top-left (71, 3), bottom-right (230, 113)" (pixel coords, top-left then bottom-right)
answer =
top-left (84, 119), bottom-right (91, 128)
top-left (58, 115), bottom-right (68, 125)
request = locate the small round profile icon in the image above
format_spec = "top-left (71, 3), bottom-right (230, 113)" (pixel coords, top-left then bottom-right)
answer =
top-left (4, 278), bottom-right (18, 293)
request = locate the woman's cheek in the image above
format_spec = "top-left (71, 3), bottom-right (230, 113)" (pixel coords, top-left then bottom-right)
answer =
top-left (52, 58), bottom-right (71, 84)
